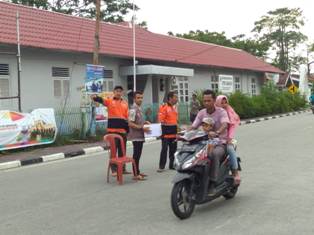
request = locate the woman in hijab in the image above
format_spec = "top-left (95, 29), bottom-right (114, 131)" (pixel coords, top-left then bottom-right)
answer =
top-left (216, 95), bottom-right (241, 184)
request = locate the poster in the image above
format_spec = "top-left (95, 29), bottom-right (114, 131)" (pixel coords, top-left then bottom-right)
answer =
top-left (85, 64), bottom-right (104, 94)
top-left (0, 109), bottom-right (57, 151)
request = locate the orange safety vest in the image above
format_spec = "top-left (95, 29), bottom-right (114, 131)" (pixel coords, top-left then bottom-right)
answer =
top-left (158, 103), bottom-right (178, 138)
top-left (103, 98), bottom-right (129, 134)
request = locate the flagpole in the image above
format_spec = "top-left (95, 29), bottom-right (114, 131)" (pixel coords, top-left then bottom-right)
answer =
top-left (132, 0), bottom-right (136, 91)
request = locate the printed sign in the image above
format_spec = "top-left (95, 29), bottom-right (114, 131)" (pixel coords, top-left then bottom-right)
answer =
top-left (0, 109), bottom-right (57, 151)
top-left (219, 75), bottom-right (234, 94)
top-left (85, 64), bottom-right (105, 93)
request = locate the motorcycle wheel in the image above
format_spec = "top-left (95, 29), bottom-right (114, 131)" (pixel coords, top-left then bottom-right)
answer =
top-left (223, 186), bottom-right (238, 200)
top-left (171, 180), bottom-right (195, 219)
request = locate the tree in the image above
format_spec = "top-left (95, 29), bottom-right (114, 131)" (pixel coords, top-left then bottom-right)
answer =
top-left (171, 30), bottom-right (233, 47)
top-left (252, 8), bottom-right (307, 72)
top-left (11, 0), bottom-right (49, 9)
top-left (168, 30), bottom-right (269, 58)
top-left (231, 34), bottom-right (270, 59)
top-left (10, 0), bottom-right (141, 23)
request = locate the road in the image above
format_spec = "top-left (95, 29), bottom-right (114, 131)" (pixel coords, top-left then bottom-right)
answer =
top-left (1, 112), bottom-right (313, 235)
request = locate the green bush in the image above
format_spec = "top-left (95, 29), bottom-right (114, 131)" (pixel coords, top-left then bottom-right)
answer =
top-left (229, 92), bottom-right (255, 119)
top-left (228, 82), bottom-right (307, 119)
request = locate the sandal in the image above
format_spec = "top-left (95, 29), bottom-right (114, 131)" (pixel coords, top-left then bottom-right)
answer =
top-left (234, 174), bottom-right (241, 185)
top-left (133, 175), bottom-right (146, 181)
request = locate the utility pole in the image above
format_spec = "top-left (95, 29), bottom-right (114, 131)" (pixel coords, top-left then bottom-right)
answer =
top-left (89, 0), bottom-right (101, 137)
top-left (93, 0), bottom-right (101, 65)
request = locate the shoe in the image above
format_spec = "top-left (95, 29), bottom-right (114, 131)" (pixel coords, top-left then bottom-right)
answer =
top-left (169, 166), bottom-right (175, 170)
top-left (157, 168), bottom-right (165, 173)
top-left (208, 184), bottom-right (216, 196)
top-left (123, 170), bottom-right (132, 174)
top-left (139, 173), bottom-right (147, 177)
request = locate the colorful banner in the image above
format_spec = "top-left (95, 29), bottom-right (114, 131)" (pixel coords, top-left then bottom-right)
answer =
top-left (85, 64), bottom-right (105, 94)
top-left (0, 109), bottom-right (57, 151)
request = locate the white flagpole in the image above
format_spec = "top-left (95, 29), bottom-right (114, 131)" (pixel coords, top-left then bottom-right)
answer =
top-left (132, 0), bottom-right (136, 91)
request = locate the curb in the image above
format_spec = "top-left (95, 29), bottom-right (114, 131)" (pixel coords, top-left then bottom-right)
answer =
top-left (0, 137), bottom-right (158, 171)
top-left (0, 110), bottom-right (310, 171)
top-left (239, 109), bottom-right (310, 125)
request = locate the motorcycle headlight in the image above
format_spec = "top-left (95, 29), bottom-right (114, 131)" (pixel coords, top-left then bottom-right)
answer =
top-left (182, 156), bottom-right (196, 169)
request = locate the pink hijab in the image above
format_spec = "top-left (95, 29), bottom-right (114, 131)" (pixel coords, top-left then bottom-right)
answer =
top-left (215, 95), bottom-right (240, 126)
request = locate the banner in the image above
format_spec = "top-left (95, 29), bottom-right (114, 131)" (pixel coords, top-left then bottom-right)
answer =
top-left (0, 109), bottom-right (57, 151)
top-left (85, 64), bottom-right (104, 94)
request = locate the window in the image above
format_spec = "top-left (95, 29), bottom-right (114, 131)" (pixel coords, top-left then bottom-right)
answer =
top-left (175, 77), bottom-right (189, 103)
top-left (0, 64), bottom-right (9, 76)
top-left (0, 79), bottom-right (9, 97)
top-left (52, 67), bottom-right (70, 97)
top-left (0, 64), bottom-right (10, 97)
top-left (235, 77), bottom-right (241, 92)
top-left (103, 69), bottom-right (113, 78)
top-left (211, 75), bottom-right (219, 93)
top-left (251, 78), bottom-right (256, 96)
top-left (103, 69), bottom-right (114, 92)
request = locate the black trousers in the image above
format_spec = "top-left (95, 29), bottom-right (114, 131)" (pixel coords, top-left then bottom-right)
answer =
top-left (159, 138), bottom-right (177, 169)
top-left (132, 141), bottom-right (144, 175)
top-left (109, 132), bottom-right (127, 172)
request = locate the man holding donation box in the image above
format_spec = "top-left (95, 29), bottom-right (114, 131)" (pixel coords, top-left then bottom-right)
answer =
top-left (128, 91), bottom-right (151, 180)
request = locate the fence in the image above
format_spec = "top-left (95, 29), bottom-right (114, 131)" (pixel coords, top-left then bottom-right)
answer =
top-left (54, 103), bottom-right (191, 137)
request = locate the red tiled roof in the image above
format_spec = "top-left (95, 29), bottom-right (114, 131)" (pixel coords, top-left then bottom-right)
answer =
top-left (0, 2), bottom-right (283, 74)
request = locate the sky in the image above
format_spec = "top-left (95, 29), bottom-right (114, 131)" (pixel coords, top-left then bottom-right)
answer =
top-left (131, 0), bottom-right (314, 56)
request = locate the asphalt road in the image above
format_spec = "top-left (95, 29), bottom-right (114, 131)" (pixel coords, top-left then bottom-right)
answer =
top-left (1, 112), bottom-right (313, 235)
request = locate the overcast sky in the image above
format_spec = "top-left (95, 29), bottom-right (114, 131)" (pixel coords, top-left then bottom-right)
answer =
top-left (133, 0), bottom-right (314, 47)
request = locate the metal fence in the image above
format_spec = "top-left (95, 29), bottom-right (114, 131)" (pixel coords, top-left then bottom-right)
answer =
top-left (54, 103), bottom-right (190, 136)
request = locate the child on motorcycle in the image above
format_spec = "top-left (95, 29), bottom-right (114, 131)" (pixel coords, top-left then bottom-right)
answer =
top-left (215, 95), bottom-right (241, 185)
top-left (201, 117), bottom-right (221, 155)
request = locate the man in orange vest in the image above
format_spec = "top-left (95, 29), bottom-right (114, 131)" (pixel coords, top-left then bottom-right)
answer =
top-left (91, 85), bottom-right (129, 175)
top-left (157, 91), bottom-right (178, 172)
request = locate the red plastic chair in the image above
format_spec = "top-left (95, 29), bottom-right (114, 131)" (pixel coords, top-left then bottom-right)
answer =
top-left (104, 134), bottom-right (137, 185)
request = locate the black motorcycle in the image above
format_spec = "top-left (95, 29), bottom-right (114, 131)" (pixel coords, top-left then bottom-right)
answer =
top-left (170, 130), bottom-right (242, 219)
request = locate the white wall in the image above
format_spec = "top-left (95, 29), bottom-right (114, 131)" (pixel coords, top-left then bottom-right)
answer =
top-left (0, 47), bottom-right (126, 112)
top-left (190, 67), bottom-right (263, 97)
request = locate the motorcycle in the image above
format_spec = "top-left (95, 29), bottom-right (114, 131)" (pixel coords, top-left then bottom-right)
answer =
top-left (170, 130), bottom-right (242, 219)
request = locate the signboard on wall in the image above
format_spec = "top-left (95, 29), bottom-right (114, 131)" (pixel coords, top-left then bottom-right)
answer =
top-left (0, 109), bottom-right (57, 151)
top-left (85, 64), bottom-right (104, 93)
top-left (219, 75), bottom-right (234, 93)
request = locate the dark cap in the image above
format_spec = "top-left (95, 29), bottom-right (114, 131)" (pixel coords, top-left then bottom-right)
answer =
top-left (114, 85), bottom-right (124, 91)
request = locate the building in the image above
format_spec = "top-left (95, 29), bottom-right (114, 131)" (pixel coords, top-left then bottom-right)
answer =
top-left (0, 1), bottom-right (283, 112)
